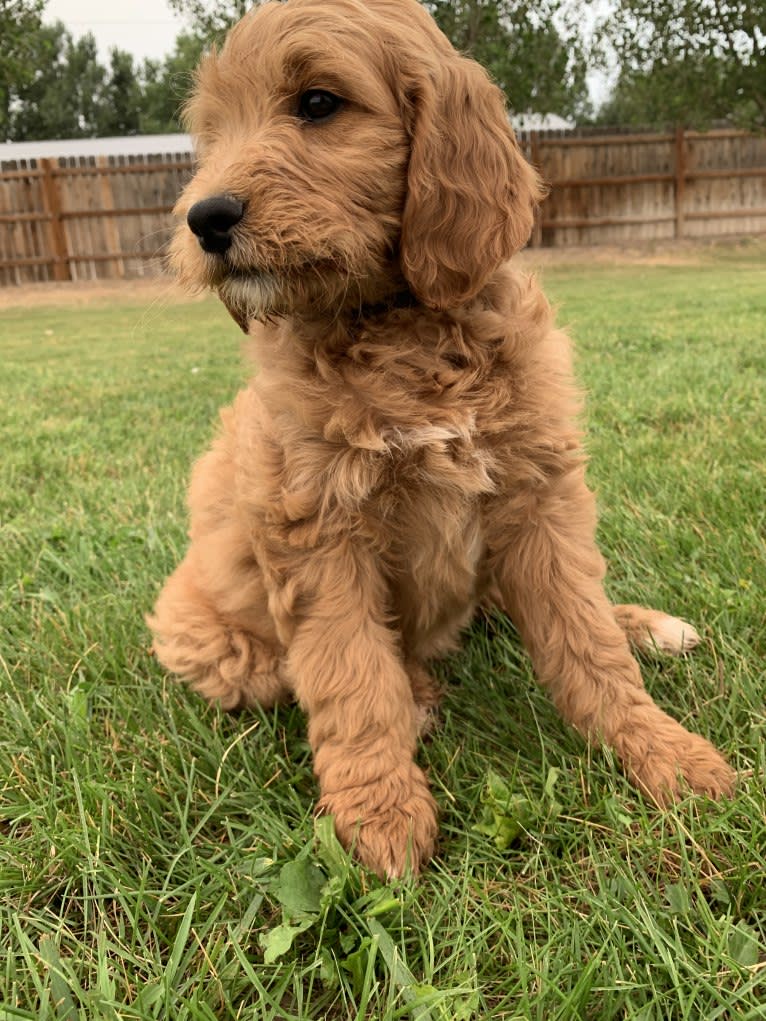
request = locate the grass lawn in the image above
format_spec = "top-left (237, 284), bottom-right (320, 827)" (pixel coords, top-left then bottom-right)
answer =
top-left (1, 242), bottom-right (765, 1019)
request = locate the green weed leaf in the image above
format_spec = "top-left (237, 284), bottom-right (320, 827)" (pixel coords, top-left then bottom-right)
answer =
top-left (275, 858), bottom-right (326, 918)
top-left (341, 936), bottom-right (376, 995)
top-left (727, 921), bottom-right (761, 968)
top-left (260, 918), bottom-right (315, 965)
top-left (473, 769), bottom-right (532, 850)
top-left (665, 882), bottom-right (690, 915)
top-left (314, 814), bottom-right (350, 880)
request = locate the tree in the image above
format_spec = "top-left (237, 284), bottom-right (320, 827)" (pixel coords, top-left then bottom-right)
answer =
top-left (0, 0), bottom-right (47, 140)
top-left (166, 0), bottom-right (252, 45)
top-left (7, 22), bottom-right (105, 140)
top-left (97, 49), bottom-right (142, 136)
top-left (139, 33), bottom-right (209, 133)
top-left (4, 17), bottom-right (196, 140)
top-left (595, 0), bottom-right (765, 129)
top-left (141, 1), bottom-right (255, 132)
top-left (426, 0), bottom-right (590, 118)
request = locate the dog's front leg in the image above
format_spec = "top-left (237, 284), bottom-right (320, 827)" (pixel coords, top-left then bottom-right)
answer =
top-left (280, 539), bottom-right (438, 878)
top-left (486, 467), bottom-right (734, 803)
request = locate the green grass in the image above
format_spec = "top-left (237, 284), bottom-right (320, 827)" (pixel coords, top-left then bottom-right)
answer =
top-left (1, 243), bottom-right (765, 1019)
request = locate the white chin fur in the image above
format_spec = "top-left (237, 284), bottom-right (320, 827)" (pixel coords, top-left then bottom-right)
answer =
top-left (218, 273), bottom-right (278, 320)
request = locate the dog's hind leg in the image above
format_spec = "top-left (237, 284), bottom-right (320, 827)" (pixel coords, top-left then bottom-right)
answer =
top-left (148, 555), bottom-right (289, 711)
top-left (613, 603), bottom-right (701, 656)
top-left (486, 467), bottom-right (734, 804)
top-left (147, 422), bottom-right (290, 711)
top-left (405, 660), bottom-right (443, 737)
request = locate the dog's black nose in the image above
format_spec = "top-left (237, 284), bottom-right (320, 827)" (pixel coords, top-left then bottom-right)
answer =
top-left (187, 195), bottom-right (245, 254)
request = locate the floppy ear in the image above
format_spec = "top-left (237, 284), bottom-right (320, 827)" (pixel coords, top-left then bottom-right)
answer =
top-left (400, 57), bottom-right (545, 309)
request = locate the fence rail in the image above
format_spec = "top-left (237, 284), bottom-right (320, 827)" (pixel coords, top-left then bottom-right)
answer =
top-left (1, 128), bottom-right (765, 285)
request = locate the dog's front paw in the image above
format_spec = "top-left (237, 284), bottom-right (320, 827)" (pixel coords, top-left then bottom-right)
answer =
top-left (319, 764), bottom-right (438, 879)
top-left (618, 710), bottom-right (735, 804)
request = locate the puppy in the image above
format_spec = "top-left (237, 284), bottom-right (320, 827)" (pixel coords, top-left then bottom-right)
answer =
top-left (148, 0), bottom-right (734, 877)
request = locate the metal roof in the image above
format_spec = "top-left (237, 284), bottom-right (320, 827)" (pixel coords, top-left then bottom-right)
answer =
top-left (0, 134), bottom-right (192, 161)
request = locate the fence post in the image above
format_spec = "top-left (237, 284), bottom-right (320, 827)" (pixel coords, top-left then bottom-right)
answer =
top-left (97, 156), bottom-right (125, 277)
top-left (529, 131), bottom-right (543, 247)
top-left (39, 158), bottom-right (71, 281)
top-left (674, 125), bottom-right (686, 239)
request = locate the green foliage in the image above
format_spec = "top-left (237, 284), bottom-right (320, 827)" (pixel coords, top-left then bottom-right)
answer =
top-left (139, 33), bottom-right (208, 134)
top-left (472, 769), bottom-right (533, 849)
top-left (2, 18), bottom-right (203, 140)
top-left (4, 21), bottom-right (152, 141)
top-left (3, 21), bottom-right (106, 141)
top-left (0, 0), bottom-right (46, 137)
top-left (595, 0), bottom-right (766, 129)
top-left (426, 0), bottom-right (591, 117)
top-left (472, 766), bottom-right (562, 849)
top-left (96, 50), bottom-right (143, 137)
top-left (167, 0), bottom-right (253, 45)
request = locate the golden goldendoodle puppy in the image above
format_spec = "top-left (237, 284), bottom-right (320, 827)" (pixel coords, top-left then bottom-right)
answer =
top-left (148, 0), bottom-right (734, 877)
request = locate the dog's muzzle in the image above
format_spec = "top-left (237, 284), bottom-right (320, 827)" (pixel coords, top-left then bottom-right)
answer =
top-left (187, 195), bottom-right (245, 255)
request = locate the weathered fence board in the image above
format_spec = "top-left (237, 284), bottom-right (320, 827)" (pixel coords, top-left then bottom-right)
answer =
top-left (1, 129), bottom-right (764, 285)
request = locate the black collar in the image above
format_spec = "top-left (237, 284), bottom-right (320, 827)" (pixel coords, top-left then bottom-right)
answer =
top-left (354, 289), bottom-right (419, 322)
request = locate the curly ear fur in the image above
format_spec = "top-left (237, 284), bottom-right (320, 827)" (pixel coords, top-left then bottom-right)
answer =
top-left (400, 56), bottom-right (545, 310)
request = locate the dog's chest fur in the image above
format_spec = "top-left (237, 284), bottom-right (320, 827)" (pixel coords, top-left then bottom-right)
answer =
top-left (240, 313), bottom-right (510, 652)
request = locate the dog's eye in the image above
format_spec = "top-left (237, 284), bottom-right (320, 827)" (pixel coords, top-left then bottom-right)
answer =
top-left (298, 89), bottom-right (342, 122)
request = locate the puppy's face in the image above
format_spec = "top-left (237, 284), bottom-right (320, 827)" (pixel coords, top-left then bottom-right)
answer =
top-left (172, 0), bottom-right (418, 321)
top-left (172, 0), bottom-right (541, 323)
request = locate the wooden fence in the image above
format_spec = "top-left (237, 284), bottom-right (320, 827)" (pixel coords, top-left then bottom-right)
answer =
top-left (524, 127), bottom-right (766, 247)
top-left (1, 128), bottom-right (765, 285)
top-left (0, 152), bottom-right (192, 286)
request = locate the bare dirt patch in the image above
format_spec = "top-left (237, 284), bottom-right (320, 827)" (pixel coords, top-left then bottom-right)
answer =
top-left (1, 236), bottom-right (763, 311)
top-left (519, 235), bottom-right (766, 271)
top-left (0, 276), bottom-right (206, 312)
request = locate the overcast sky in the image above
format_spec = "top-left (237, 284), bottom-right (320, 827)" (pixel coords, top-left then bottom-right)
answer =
top-left (44, 0), bottom-right (184, 63)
